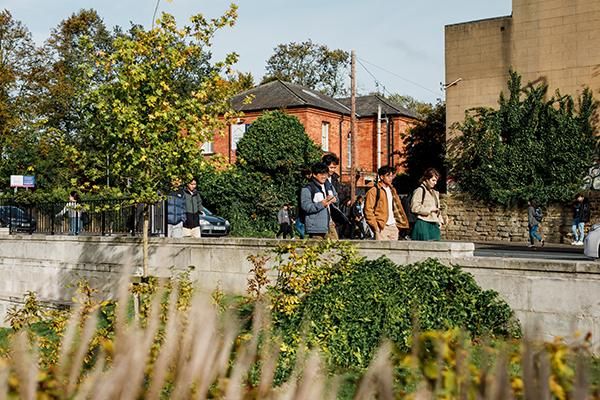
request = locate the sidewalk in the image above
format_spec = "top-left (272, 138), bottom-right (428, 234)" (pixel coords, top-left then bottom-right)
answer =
top-left (473, 240), bottom-right (584, 253)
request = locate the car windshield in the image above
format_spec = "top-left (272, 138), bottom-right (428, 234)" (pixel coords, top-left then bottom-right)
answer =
top-left (202, 206), bottom-right (213, 216)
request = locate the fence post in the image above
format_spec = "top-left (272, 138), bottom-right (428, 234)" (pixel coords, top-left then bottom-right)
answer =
top-left (101, 208), bottom-right (106, 236)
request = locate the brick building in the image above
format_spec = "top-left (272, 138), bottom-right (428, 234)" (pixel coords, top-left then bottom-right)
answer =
top-left (445, 0), bottom-right (600, 137)
top-left (207, 80), bottom-right (418, 187)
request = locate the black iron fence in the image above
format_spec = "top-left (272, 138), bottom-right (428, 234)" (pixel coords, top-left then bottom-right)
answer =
top-left (0, 198), bottom-right (167, 236)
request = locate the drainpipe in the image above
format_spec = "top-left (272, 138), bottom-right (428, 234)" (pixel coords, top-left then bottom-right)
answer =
top-left (377, 105), bottom-right (382, 169)
top-left (339, 117), bottom-right (344, 180)
top-left (389, 116), bottom-right (393, 165)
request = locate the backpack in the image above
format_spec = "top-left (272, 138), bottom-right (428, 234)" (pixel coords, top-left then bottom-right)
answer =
top-left (534, 207), bottom-right (543, 223)
top-left (403, 186), bottom-right (426, 225)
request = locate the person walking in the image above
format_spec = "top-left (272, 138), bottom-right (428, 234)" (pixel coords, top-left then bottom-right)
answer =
top-left (321, 153), bottom-right (341, 239)
top-left (166, 178), bottom-right (186, 238)
top-left (182, 179), bottom-right (202, 238)
top-left (300, 162), bottom-right (337, 239)
top-left (571, 193), bottom-right (590, 245)
top-left (364, 165), bottom-right (409, 241)
top-left (56, 191), bottom-right (82, 235)
top-left (410, 168), bottom-right (444, 241)
top-left (527, 199), bottom-right (544, 248)
top-left (276, 204), bottom-right (293, 239)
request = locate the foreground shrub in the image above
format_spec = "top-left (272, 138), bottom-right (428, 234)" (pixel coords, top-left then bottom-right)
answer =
top-left (265, 248), bottom-right (520, 375)
top-left (0, 253), bottom-right (598, 399)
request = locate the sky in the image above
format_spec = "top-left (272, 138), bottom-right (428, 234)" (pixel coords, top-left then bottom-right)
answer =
top-left (2, 0), bottom-right (512, 104)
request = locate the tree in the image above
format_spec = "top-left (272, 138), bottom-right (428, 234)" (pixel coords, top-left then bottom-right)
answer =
top-left (387, 93), bottom-right (432, 119)
top-left (449, 70), bottom-right (598, 206)
top-left (400, 101), bottom-right (446, 192)
top-left (34, 10), bottom-right (115, 189)
top-left (0, 11), bottom-right (45, 187)
top-left (76, 7), bottom-right (240, 274)
top-left (236, 110), bottom-right (321, 201)
top-left (262, 40), bottom-right (349, 97)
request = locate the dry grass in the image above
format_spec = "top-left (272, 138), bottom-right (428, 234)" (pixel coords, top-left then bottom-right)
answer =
top-left (1, 273), bottom-right (599, 400)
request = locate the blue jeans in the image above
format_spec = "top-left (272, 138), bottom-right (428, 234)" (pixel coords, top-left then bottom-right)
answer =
top-left (572, 219), bottom-right (585, 242)
top-left (69, 216), bottom-right (80, 235)
top-left (529, 224), bottom-right (542, 244)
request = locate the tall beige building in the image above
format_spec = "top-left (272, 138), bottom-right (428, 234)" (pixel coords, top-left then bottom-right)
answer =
top-left (445, 0), bottom-right (600, 135)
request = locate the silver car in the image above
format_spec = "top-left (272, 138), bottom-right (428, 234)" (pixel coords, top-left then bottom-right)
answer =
top-left (583, 223), bottom-right (600, 258)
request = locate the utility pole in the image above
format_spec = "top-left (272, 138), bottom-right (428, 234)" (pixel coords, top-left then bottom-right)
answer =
top-left (350, 50), bottom-right (357, 202)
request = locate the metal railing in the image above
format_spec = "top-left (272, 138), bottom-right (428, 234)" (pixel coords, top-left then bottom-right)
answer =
top-left (0, 198), bottom-right (167, 236)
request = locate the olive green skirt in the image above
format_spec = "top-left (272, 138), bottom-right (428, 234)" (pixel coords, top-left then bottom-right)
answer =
top-left (411, 219), bottom-right (441, 241)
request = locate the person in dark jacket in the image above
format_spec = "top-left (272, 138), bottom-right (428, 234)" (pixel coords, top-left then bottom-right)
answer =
top-left (571, 194), bottom-right (591, 245)
top-left (183, 179), bottom-right (202, 238)
top-left (166, 178), bottom-right (186, 238)
top-left (300, 162), bottom-right (337, 239)
top-left (527, 199), bottom-right (544, 248)
top-left (276, 204), bottom-right (293, 239)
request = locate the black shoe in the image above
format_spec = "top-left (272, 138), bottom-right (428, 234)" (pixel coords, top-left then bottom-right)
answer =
top-left (541, 239), bottom-right (545, 247)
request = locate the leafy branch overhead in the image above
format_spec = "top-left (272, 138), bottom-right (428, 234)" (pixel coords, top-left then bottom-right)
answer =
top-left (74, 7), bottom-right (240, 204)
top-left (449, 70), bottom-right (598, 206)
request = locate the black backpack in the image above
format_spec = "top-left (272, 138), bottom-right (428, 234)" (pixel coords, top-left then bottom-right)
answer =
top-left (534, 207), bottom-right (543, 223)
top-left (403, 186), bottom-right (426, 225)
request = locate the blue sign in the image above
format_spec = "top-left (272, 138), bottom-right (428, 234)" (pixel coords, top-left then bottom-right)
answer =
top-left (23, 175), bottom-right (35, 188)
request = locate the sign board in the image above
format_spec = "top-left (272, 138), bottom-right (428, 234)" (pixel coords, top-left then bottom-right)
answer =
top-left (10, 175), bottom-right (35, 188)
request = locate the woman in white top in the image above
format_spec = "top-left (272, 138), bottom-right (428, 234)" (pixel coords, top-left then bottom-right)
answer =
top-left (410, 168), bottom-right (443, 241)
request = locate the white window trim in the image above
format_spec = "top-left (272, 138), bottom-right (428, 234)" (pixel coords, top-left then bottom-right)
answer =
top-left (321, 122), bottom-right (330, 152)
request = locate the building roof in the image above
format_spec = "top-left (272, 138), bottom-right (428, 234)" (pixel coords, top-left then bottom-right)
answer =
top-left (336, 94), bottom-right (417, 119)
top-left (230, 80), bottom-right (351, 115)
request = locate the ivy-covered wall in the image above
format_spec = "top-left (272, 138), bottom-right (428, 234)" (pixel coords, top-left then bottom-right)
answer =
top-left (443, 192), bottom-right (600, 243)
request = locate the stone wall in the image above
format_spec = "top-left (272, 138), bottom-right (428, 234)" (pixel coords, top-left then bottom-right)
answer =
top-left (0, 235), bottom-right (599, 349)
top-left (442, 192), bottom-right (600, 243)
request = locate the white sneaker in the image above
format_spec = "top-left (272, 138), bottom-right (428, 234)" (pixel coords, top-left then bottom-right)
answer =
top-left (571, 241), bottom-right (578, 245)
top-left (576, 241), bottom-right (584, 246)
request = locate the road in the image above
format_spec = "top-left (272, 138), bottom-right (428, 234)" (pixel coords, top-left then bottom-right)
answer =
top-left (473, 242), bottom-right (592, 261)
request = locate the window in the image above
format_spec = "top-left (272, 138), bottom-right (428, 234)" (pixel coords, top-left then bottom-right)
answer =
top-left (201, 141), bottom-right (214, 154)
top-left (321, 122), bottom-right (329, 152)
top-left (231, 123), bottom-right (247, 150)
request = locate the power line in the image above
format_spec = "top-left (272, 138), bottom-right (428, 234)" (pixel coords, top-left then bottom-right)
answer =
top-left (355, 58), bottom-right (394, 98)
top-left (357, 56), bottom-right (441, 97)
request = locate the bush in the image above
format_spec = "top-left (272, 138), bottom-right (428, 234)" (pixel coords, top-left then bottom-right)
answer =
top-left (198, 111), bottom-right (321, 236)
top-left (265, 249), bottom-right (521, 375)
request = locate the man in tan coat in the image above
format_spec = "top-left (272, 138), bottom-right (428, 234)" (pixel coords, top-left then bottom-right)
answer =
top-left (364, 165), bottom-right (409, 240)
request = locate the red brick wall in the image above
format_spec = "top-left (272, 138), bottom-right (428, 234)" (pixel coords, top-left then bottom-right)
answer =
top-left (209, 107), bottom-right (416, 188)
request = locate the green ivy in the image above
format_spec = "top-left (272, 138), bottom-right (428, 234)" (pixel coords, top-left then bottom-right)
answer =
top-left (449, 70), bottom-right (598, 206)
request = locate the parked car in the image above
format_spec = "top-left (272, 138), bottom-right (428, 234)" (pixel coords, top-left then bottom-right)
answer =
top-left (0, 206), bottom-right (36, 233)
top-left (199, 207), bottom-right (230, 236)
top-left (584, 223), bottom-right (600, 258)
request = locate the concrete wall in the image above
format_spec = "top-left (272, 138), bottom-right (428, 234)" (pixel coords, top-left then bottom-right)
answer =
top-left (0, 234), bottom-right (599, 349)
top-left (445, 0), bottom-right (600, 135)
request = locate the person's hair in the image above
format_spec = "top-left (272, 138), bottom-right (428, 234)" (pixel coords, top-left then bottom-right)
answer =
top-left (419, 167), bottom-right (441, 183)
top-left (311, 162), bottom-right (329, 175)
top-left (529, 199), bottom-right (537, 208)
top-left (377, 165), bottom-right (395, 177)
top-left (70, 191), bottom-right (80, 202)
top-left (321, 153), bottom-right (339, 166)
top-left (356, 195), bottom-right (363, 201)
